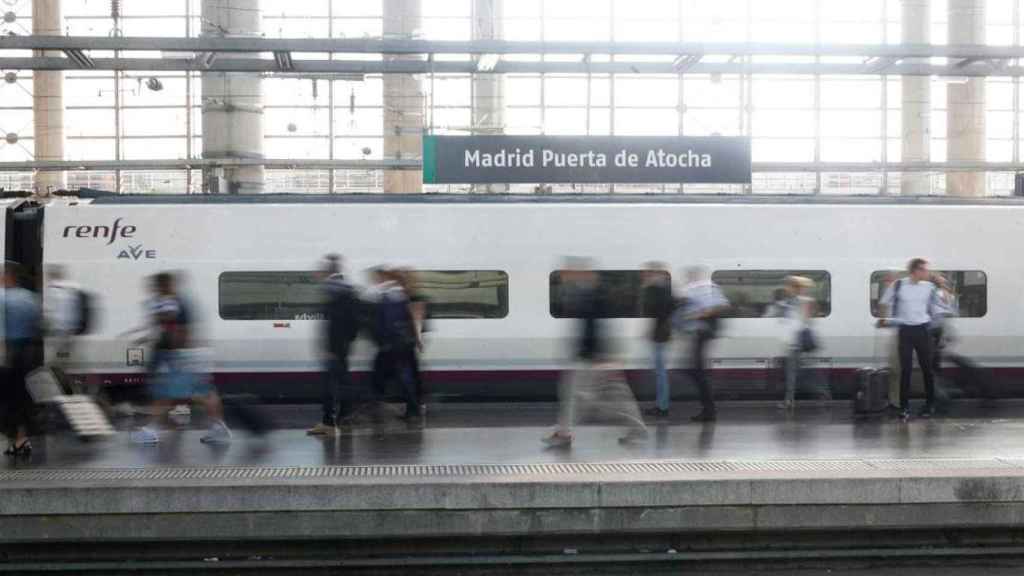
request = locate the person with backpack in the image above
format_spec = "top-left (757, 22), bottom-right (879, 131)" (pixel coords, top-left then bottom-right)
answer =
top-left (369, 267), bottom-right (419, 421)
top-left (43, 265), bottom-right (85, 371)
top-left (675, 266), bottom-right (730, 423)
top-left (131, 271), bottom-right (231, 444)
top-left (878, 258), bottom-right (943, 420)
top-left (308, 255), bottom-right (362, 436)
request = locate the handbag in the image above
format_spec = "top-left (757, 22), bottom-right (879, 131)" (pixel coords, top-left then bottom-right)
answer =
top-left (798, 327), bottom-right (819, 353)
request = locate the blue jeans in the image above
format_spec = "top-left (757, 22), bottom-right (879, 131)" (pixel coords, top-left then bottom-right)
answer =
top-left (653, 342), bottom-right (669, 410)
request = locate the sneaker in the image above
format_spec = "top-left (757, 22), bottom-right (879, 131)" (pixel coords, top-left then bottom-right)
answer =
top-left (642, 407), bottom-right (670, 418)
top-left (899, 410), bottom-right (911, 421)
top-left (776, 401), bottom-right (795, 411)
top-left (306, 423), bottom-right (337, 436)
top-left (131, 426), bottom-right (160, 445)
top-left (690, 411), bottom-right (717, 423)
top-left (918, 405), bottom-right (936, 418)
top-left (618, 428), bottom-right (649, 444)
top-left (541, 432), bottom-right (573, 448)
top-left (200, 421), bottom-right (232, 444)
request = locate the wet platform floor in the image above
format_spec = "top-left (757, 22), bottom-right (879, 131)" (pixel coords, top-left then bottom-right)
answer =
top-left (5, 400), bottom-right (1024, 470)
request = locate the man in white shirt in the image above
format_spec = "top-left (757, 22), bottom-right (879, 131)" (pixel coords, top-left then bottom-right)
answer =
top-left (879, 258), bottom-right (941, 419)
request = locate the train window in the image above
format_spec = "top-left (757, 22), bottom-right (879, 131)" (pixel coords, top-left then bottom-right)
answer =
top-left (549, 270), bottom-right (671, 319)
top-left (219, 271), bottom-right (324, 320)
top-left (410, 270), bottom-right (509, 319)
top-left (711, 270), bottom-right (832, 318)
top-left (869, 270), bottom-right (987, 318)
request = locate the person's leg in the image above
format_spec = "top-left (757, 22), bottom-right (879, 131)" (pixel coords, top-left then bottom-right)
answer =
top-left (653, 342), bottom-right (669, 411)
top-left (557, 365), bottom-right (582, 434)
top-left (397, 348), bottom-right (419, 417)
top-left (784, 347), bottom-right (799, 406)
top-left (319, 358), bottom-right (339, 427)
top-left (898, 327), bottom-right (913, 413)
top-left (888, 332), bottom-right (901, 408)
top-left (913, 327), bottom-right (936, 409)
top-left (694, 333), bottom-right (715, 416)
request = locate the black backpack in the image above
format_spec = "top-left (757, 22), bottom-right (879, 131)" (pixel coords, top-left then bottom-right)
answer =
top-left (73, 289), bottom-right (95, 335)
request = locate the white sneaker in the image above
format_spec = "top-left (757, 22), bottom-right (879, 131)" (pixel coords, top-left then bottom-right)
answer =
top-left (200, 421), bottom-right (232, 444)
top-left (131, 426), bottom-right (160, 444)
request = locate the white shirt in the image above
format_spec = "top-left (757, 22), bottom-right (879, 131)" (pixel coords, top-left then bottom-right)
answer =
top-left (880, 279), bottom-right (937, 327)
top-left (44, 281), bottom-right (80, 335)
top-left (779, 295), bottom-right (812, 348)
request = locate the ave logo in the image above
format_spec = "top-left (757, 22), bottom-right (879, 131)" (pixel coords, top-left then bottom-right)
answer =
top-left (118, 244), bottom-right (157, 261)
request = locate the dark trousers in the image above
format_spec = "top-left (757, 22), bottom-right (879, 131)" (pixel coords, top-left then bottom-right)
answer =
top-left (688, 330), bottom-right (715, 414)
top-left (371, 346), bottom-right (417, 415)
top-left (320, 355), bottom-right (351, 425)
top-left (898, 324), bottom-right (935, 411)
top-left (2, 340), bottom-right (36, 439)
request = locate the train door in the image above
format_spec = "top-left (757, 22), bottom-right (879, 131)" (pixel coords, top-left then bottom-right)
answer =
top-left (5, 201), bottom-right (43, 290)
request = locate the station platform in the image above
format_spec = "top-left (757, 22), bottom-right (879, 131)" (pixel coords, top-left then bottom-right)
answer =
top-left (5, 401), bottom-right (1024, 568)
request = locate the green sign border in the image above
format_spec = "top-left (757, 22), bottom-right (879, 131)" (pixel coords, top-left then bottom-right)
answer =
top-left (422, 135), bottom-right (437, 184)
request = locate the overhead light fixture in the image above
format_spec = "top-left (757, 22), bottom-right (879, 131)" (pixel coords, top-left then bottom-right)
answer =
top-left (62, 48), bottom-right (96, 69)
top-left (476, 53), bottom-right (500, 72)
top-left (145, 76), bottom-right (163, 91)
top-left (273, 50), bottom-right (294, 71)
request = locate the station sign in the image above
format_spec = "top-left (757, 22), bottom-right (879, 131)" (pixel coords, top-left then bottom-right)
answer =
top-left (422, 135), bottom-right (751, 184)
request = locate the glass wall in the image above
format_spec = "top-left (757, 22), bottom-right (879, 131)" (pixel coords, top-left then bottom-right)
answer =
top-left (0, 0), bottom-right (1021, 194)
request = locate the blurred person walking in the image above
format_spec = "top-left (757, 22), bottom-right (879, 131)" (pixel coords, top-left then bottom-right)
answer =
top-left (369, 267), bottom-right (419, 420)
top-left (131, 272), bottom-right (231, 444)
top-left (543, 259), bottom-right (647, 448)
top-left (43, 265), bottom-right (83, 373)
top-left (395, 268), bottom-right (428, 419)
top-left (308, 255), bottom-right (362, 436)
top-left (775, 275), bottom-right (828, 411)
top-left (676, 267), bottom-right (729, 423)
top-left (640, 262), bottom-right (675, 418)
top-left (2, 262), bottom-right (42, 456)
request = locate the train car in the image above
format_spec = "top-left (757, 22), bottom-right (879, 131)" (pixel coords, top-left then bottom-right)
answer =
top-left (31, 194), bottom-right (1024, 401)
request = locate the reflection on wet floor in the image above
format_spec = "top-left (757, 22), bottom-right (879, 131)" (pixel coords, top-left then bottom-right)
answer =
top-left (5, 400), bottom-right (1024, 471)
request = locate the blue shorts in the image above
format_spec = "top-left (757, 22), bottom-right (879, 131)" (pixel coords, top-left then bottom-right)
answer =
top-left (150, 351), bottom-right (214, 400)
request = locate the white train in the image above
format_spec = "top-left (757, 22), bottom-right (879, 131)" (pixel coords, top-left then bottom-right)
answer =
top-left (1, 193), bottom-right (1016, 401)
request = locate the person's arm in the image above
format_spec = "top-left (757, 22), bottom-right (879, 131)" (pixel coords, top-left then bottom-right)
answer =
top-left (877, 282), bottom-right (896, 327)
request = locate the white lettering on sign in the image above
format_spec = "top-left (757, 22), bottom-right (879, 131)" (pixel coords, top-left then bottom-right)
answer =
top-left (540, 150), bottom-right (607, 168)
top-left (644, 149), bottom-right (712, 168)
top-left (465, 148), bottom-right (536, 168)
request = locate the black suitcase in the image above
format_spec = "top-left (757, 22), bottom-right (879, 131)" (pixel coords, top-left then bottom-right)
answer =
top-left (854, 367), bottom-right (889, 416)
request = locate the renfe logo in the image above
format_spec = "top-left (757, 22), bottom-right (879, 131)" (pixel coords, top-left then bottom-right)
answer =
top-left (63, 218), bottom-right (136, 246)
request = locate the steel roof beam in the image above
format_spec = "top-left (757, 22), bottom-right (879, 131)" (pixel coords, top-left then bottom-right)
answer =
top-left (6, 36), bottom-right (1024, 59)
top-left (0, 159), bottom-right (1018, 173)
top-left (2, 56), bottom-right (1022, 77)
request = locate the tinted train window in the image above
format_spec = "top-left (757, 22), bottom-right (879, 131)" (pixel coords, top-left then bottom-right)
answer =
top-left (711, 270), bottom-right (832, 318)
top-left (549, 270), bottom-right (671, 319)
top-left (411, 270), bottom-right (509, 319)
top-left (219, 271), bottom-right (324, 320)
top-left (870, 270), bottom-right (987, 318)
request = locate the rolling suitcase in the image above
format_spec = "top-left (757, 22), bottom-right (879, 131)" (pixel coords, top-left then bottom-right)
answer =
top-left (854, 367), bottom-right (889, 416)
top-left (853, 332), bottom-right (891, 417)
top-left (26, 367), bottom-right (115, 439)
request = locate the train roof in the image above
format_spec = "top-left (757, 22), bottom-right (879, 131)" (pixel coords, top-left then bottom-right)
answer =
top-left (82, 193), bottom-right (1024, 207)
